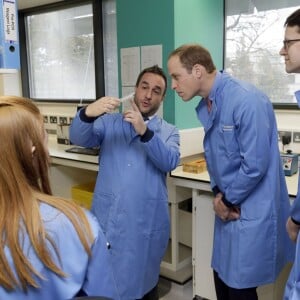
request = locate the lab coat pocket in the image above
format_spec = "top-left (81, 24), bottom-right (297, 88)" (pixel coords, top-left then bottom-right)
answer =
top-left (143, 198), bottom-right (169, 231)
top-left (143, 198), bottom-right (170, 249)
top-left (138, 198), bottom-right (170, 281)
top-left (220, 124), bottom-right (239, 157)
top-left (238, 219), bottom-right (275, 283)
top-left (91, 191), bottom-right (115, 233)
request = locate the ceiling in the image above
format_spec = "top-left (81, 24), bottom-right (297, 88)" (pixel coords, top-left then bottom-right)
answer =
top-left (18, 0), bottom-right (63, 10)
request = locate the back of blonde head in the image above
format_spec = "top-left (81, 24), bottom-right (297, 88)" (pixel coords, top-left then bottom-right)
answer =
top-left (0, 96), bottom-right (93, 291)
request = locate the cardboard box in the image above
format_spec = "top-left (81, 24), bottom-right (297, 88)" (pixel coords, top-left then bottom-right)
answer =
top-left (182, 158), bottom-right (207, 174)
top-left (71, 181), bottom-right (96, 209)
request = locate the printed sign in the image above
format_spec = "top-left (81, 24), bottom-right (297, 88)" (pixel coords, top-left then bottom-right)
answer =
top-left (3, 0), bottom-right (17, 42)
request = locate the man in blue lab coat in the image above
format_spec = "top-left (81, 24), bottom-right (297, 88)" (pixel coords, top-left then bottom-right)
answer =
top-left (280, 8), bottom-right (300, 300)
top-left (168, 44), bottom-right (292, 300)
top-left (70, 65), bottom-right (180, 299)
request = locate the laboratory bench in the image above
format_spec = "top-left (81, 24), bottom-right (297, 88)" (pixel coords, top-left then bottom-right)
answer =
top-left (48, 135), bottom-right (99, 198)
top-left (169, 164), bottom-right (298, 300)
top-left (49, 135), bottom-right (98, 171)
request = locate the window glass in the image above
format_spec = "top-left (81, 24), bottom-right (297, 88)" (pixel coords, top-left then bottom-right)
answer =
top-left (25, 3), bottom-right (95, 100)
top-left (102, 0), bottom-right (118, 97)
top-left (225, 1), bottom-right (300, 105)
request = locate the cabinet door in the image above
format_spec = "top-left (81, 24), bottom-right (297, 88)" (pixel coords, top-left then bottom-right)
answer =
top-left (192, 189), bottom-right (291, 300)
top-left (192, 190), bottom-right (216, 300)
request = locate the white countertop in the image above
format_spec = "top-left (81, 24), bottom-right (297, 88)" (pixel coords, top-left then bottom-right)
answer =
top-left (171, 165), bottom-right (298, 197)
top-left (48, 135), bottom-right (99, 171)
top-left (48, 135), bottom-right (299, 197)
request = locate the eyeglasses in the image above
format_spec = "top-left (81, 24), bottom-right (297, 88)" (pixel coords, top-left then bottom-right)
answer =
top-left (282, 39), bottom-right (300, 50)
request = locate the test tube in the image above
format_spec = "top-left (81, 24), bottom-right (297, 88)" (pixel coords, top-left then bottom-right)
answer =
top-left (120, 92), bottom-right (135, 112)
top-left (120, 92), bottom-right (135, 103)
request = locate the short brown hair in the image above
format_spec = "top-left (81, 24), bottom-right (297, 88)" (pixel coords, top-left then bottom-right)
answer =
top-left (168, 44), bottom-right (216, 74)
top-left (284, 8), bottom-right (300, 31)
top-left (135, 65), bottom-right (167, 96)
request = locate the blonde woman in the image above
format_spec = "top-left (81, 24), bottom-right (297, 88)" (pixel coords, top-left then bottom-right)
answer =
top-left (0, 96), bottom-right (119, 300)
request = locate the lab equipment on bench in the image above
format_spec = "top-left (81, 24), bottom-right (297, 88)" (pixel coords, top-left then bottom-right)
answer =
top-left (281, 150), bottom-right (298, 176)
top-left (65, 146), bottom-right (99, 156)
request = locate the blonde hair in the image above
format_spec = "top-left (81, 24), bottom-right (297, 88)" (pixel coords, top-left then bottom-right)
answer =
top-left (0, 96), bottom-right (94, 291)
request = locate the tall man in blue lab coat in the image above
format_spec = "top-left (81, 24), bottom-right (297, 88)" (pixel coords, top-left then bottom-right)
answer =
top-left (70, 65), bottom-right (180, 299)
top-left (280, 8), bottom-right (300, 300)
top-left (168, 44), bottom-right (292, 300)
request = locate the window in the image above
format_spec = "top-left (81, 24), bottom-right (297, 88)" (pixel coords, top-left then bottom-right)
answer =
top-left (19, 0), bottom-right (118, 103)
top-left (225, 0), bottom-right (300, 108)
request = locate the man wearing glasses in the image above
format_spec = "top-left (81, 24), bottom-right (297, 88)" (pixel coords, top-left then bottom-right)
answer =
top-left (280, 8), bottom-right (300, 300)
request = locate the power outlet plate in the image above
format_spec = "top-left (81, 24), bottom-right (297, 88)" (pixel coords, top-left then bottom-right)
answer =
top-left (293, 132), bottom-right (300, 143)
top-left (278, 130), bottom-right (292, 143)
top-left (49, 116), bottom-right (58, 124)
top-left (59, 116), bottom-right (68, 125)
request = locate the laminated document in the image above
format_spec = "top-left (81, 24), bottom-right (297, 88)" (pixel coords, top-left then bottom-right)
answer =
top-left (0, 0), bottom-right (20, 69)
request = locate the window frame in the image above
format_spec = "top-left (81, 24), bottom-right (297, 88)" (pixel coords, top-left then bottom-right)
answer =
top-left (223, 0), bottom-right (300, 110)
top-left (18, 0), bottom-right (105, 104)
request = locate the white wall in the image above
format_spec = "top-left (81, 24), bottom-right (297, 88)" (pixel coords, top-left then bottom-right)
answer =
top-left (0, 71), bottom-right (22, 96)
top-left (179, 127), bottom-right (204, 158)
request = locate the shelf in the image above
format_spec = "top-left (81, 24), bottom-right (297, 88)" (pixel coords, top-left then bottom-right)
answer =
top-left (0, 69), bottom-right (18, 74)
top-left (161, 242), bottom-right (192, 284)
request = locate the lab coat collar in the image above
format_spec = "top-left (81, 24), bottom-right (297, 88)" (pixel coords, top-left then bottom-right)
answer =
top-left (207, 70), bottom-right (223, 104)
top-left (196, 70), bottom-right (225, 113)
top-left (195, 71), bottom-right (228, 131)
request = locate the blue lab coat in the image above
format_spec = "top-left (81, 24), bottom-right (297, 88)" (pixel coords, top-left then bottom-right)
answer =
top-left (196, 71), bottom-right (292, 289)
top-left (0, 203), bottom-right (119, 300)
top-left (284, 89), bottom-right (300, 300)
top-left (70, 111), bottom-right (180, 299)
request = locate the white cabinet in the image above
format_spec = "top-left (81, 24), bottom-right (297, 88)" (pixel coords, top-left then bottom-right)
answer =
top-left (171, 166), bottom-right (293, 300)
top-left (160, 179), bottom-right (193, 283)
top-left (192, 187), bottom-right (291, 300)
top-left (192, 190), bottom-right (216, 299)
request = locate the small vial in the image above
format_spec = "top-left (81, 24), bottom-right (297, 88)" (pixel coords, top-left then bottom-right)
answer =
top-left (120, 92), bottom-right (135, 103)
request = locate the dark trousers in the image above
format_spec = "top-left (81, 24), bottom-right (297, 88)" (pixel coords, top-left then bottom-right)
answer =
top-left (138, 284), bottom-right (159, 300)
top-left (213, 271), bottom-right (258, 300)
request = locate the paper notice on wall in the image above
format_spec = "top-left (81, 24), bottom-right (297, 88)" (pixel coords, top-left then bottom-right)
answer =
top-left (120, 47), bottom-right (140, 86)
top-left (141, 45), bottom-right (162, 69)
top-left (3, 0), bottom-right (17, 42)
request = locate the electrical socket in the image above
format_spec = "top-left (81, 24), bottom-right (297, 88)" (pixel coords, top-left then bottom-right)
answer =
top-left (59, 116), bottom-right (68, 125)
top-left (293, 132), bottom-right (300, 143)
top-left (69, 117), bottom-right (74, 124)
top-left (278, 130), bottom-right (292, 143)
top-left (43, 115), bottom-right (48, 123)
top-left (49, 116), bottom-right (58, 124)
